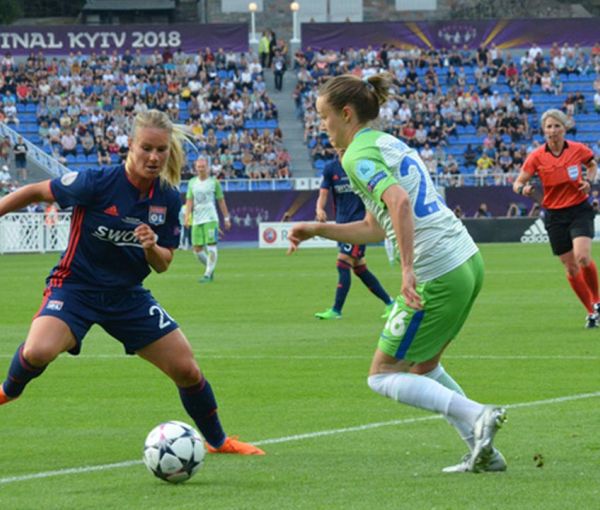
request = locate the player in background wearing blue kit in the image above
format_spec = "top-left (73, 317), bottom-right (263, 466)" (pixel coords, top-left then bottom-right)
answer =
top-left (0, 110), bottom-right (264, 455)
top-left (315, 156), bottom-right (394, 320)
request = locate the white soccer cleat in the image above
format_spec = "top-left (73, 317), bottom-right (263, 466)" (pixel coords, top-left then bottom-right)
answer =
top-left (442, 448), bottom-right (507, 473)
top-left (469, 406), bottom-right (507, 472)
top-left (585, 313), bottom-right (599, 329)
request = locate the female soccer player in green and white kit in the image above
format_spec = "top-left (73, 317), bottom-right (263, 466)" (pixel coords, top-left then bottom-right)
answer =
top-left (185, 157), bottom-right (231, 282)
top-left (288, 73), bottom-right (507, 473)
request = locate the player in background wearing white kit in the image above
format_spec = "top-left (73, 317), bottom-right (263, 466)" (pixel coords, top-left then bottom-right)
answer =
top-left (288, 73), bottom-right (507, 473)
top-left (185, 157), bottom-right (231, 283)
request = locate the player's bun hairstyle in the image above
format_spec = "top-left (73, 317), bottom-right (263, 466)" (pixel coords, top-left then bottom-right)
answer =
top-left (541, 108), bottom-right (573, 131)
top-left (129, 109), bottom-right (193, 187)
top-left (318, 72), bottom-right (393, 123)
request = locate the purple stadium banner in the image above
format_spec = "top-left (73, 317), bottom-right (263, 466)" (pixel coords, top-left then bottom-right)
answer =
top-left (0, 23), bottom-right (248, 56)
top-left (216, 190), bottom-right (330, 242)
top-left (302, 18), bottom-right (600, 51)
top-left (445, 186), bottom-right (536, 217)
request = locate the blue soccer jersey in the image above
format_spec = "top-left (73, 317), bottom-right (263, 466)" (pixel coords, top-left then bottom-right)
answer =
top-left (320, 159), bottom-right (365, 224)
top-left (48, 166), bottom-right (181, 290)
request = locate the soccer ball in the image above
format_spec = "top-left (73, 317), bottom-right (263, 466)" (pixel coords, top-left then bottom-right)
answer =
top-left (143, 421), bottom-right (206, 483)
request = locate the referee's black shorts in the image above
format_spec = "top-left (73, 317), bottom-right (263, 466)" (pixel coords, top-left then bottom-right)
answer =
top-left (544, 199), bottom-right (596, 256)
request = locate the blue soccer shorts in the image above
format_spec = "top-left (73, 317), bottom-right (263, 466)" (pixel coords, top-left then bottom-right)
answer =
top-left (35, 286), bottom-right (179, 355)
top-left (338, 242), bottom-right (366, 259)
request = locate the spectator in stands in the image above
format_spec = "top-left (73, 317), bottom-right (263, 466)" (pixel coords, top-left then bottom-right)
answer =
top-left (474, 202), bottom-right (492, 218)
top-left (0, 136), bottom-right (10, 166)
top-left (3, 100), bottom-right (18, 126)
top-left (13, 136), bottom-right (28, 182)
top-left (463, 144), bottom-right (478, 167)
top-left (453, 205), bottom-right (465, 219)
top-left (273, 51), bottom-right (286, 92)
top-left (81, 131), bottom-right (95, 157)
top-left (60, 129), bottom-right (77, 158)
top-left (97, 140), bottom-right (112, 167)
top-left (475, 152), bottom-right (493, 183)
top-left (258, 31), bottom-right (270, 70)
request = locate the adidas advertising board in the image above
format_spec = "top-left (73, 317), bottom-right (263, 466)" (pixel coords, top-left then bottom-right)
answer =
top-left (520, 216), bottom-right (600, 243)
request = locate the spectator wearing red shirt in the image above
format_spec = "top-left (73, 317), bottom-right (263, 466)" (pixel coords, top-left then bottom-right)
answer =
top-left (514, 109), bottom-right (600, 328)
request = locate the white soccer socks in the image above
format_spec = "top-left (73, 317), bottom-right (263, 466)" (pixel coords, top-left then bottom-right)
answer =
top-left (367, 372), bottom-right (484, 426)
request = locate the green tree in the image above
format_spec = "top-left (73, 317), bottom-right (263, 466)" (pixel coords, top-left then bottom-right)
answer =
top-left (0, 0), bottom-right (22, 25)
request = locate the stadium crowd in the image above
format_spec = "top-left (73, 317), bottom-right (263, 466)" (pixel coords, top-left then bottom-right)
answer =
top-left (294, 41), bottom-right (600, 186)
top-left (0, 47), bottom-right (291, 181)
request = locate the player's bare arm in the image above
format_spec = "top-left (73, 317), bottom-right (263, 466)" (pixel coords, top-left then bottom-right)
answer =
top-left (217, 198), bottom-right (231, 230)
top-left (287, 211), bottom-right (385, 255)
top-left (315, 188), bottom-right (329, 222)
top-left (0, 180), bottom-right (54, 216)
top-left (381, 184), bottom-right (422, 310)
top-left (513, 170), bottom-right (535, 197)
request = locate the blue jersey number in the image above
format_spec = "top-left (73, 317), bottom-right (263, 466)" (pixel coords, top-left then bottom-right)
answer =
top-left (399, 157), bottom-right (443, 218)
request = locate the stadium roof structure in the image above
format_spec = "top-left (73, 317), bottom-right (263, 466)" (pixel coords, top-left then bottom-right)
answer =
top-left (83, 0), bottom-right (175, 10)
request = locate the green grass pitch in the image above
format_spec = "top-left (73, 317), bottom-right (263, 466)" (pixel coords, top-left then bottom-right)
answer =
top-left (1, 243), bottom-right (599, 509)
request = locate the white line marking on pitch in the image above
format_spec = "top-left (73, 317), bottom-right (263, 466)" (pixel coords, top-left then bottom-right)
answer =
top-left (1, 390), bottom-right (599, 485)
top-left (0, 354), bottom-right (597, 361)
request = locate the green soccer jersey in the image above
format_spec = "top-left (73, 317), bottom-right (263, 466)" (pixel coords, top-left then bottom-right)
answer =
top-left (186, 176), bottom-right (224, 225)
top-left (342, 128), bottom-right (478, 282)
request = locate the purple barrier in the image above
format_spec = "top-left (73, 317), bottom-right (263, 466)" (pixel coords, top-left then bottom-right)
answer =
top-left (0, 23), bottom-right (248, 56)
top-left (216, 190), bottom-right (333, 242)
top-left (445, 186), bottom-right (536, 217)
top-left (302, 18), bottom-right (600, 51)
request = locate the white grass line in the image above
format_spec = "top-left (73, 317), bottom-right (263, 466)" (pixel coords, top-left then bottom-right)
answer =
top-left (1, 390), bottom-right (600, 486)
top-left (0, 460), bottom-right (142, 485)
top-left (1, 354), bottom-right (598, 361)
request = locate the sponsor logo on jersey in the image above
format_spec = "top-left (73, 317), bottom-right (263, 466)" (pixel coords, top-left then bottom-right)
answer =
top-left (122, 216), bottom-right (143, 225)
top-left (333, 183), bottom-right (353, 194)
top-left (148, 206), bottom-right (167, 225)
top-left (103, 205), bottom-right (119, 216)
top-left (92, 226), bottom-right (141, 247)
top-left (60, 172), bottom-right (78, 186)
top-left (47, 300), bottom-right (64, 311)
top-left (520, 218), bottom-right (548, 243)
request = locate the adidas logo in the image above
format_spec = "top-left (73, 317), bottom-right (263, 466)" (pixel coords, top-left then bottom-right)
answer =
top-left (520, 218), bottom-right (548, 243)
top-left (103, 205), bottom-right (119, 217)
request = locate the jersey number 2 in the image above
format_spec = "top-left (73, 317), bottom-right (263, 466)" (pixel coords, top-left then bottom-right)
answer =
top-left (149, 305), bottom-right (174, 329)
top-left (399, 157), bottom-right (442, 218)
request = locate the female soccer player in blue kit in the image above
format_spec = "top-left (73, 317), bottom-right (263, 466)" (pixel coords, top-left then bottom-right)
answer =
top-left (0, 109), bottom-right (263, 455)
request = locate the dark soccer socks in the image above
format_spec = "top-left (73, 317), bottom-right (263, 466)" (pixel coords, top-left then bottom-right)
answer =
top-left (2, 342), bottom-right (47, 400)
top-left (333, 260), bottom-right (352, 312)
top-left (178, 378), bottom-right (226, 448)
top-left (354, 264), bottom-right (393, 305)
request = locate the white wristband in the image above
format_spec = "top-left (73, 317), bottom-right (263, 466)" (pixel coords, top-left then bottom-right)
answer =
top-left (224, 216), bottom-right (230, 221)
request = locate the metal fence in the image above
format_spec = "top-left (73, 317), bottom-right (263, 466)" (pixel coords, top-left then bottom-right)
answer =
top-left (0, 212), bottom-right (71, 254)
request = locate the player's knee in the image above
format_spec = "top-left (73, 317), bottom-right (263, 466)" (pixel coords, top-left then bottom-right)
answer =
top-left (565, 262), bottom-right (580, 277)
top-left (577, 254), bottom-right (592, 267)
top-left (171, 361), bottom-right (202, 387)
top-left (367, 374), bottom-right (388, 396)
top-left (22, 345), bottom-right (58, 367)
top-left (353, 264), bottom-right (366, 275)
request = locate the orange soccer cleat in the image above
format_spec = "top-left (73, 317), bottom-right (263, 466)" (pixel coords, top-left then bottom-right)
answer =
top-left (206, 436), bottom-right (265, 455)
top-left (0, 385), bottom-right (15, 406)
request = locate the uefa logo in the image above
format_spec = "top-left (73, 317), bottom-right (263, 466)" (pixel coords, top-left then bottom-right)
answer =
top-left (262, 227), bottom-right (277, 244)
